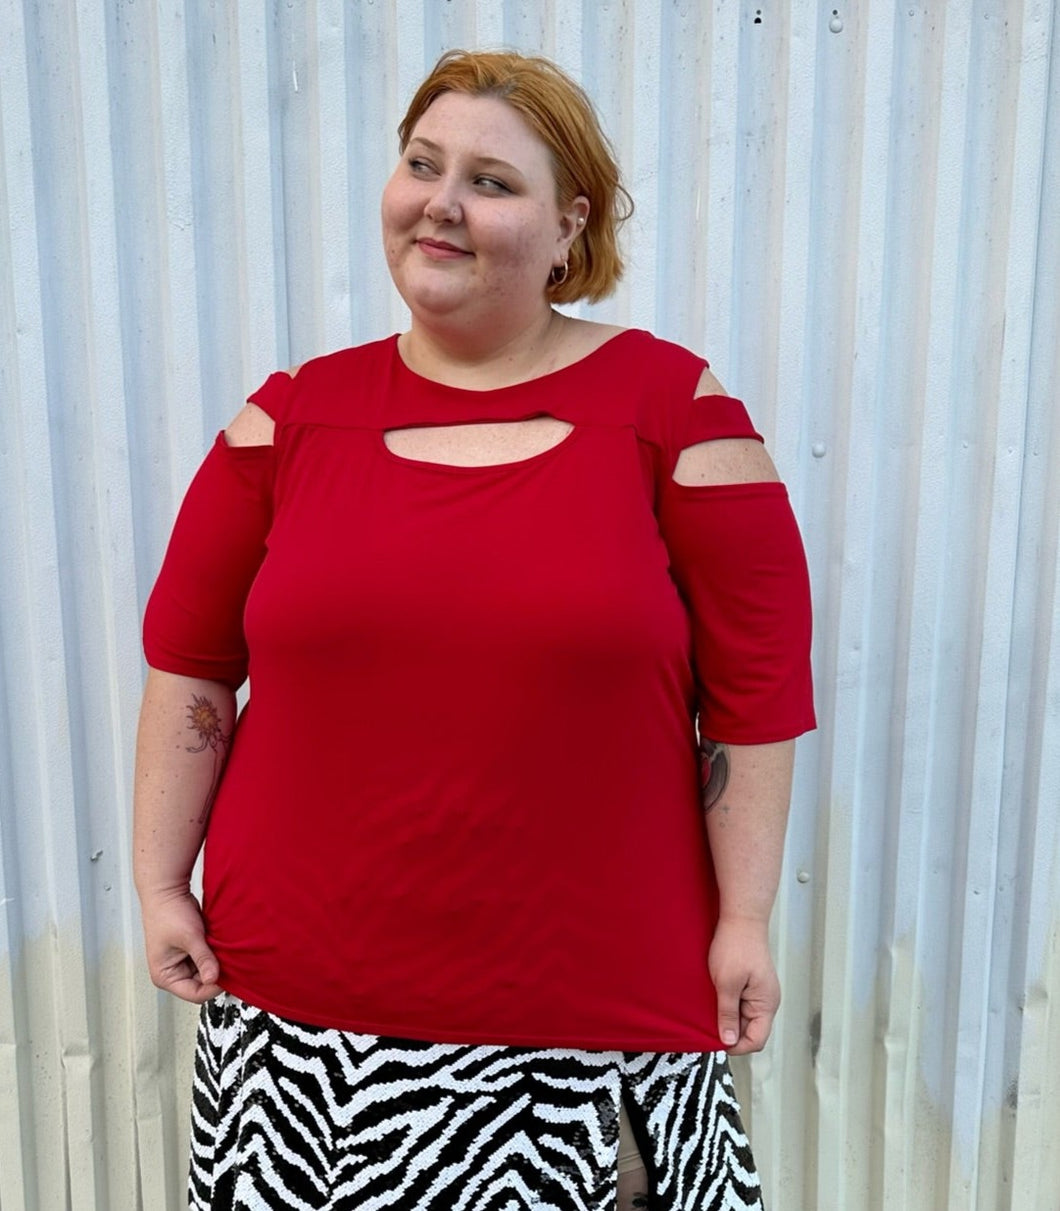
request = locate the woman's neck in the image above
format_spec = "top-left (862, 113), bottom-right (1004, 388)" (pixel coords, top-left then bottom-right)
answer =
top-left (399, 307), bottom-right (572, 390)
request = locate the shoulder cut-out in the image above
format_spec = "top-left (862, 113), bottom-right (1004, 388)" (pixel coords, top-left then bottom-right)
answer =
top-left (672, 437), bottom-right (780, 487)
top-left (224, 402), bottom-right (276, 448)
top-left (693, 366), bottom-right (728, 398)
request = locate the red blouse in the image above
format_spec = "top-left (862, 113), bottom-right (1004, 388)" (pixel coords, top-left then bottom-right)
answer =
top-left (144, 330), bottom-right (814, 1050)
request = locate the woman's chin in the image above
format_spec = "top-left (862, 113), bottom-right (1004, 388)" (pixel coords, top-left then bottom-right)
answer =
top-left (400, 284), bottom-right (479, 323)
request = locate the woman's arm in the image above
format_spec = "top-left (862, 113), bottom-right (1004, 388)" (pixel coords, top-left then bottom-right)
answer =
top-left (702, 738), bottom-right (794, 1053)
top-left (134, 399), bottom-right (281, 1003)
top-left (670, 366), bottom-right (811, 1054)
top-left (133, 667), bottom-right (236, 1003)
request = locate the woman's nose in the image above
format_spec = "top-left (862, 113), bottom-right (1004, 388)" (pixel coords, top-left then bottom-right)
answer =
top-left (424, 183), bottom-right (461, 224)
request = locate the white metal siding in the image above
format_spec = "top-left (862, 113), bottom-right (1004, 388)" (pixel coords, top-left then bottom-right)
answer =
top-left (1, 2), bottom-right (1057, 1208)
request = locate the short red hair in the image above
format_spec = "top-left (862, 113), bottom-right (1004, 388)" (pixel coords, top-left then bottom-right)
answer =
top-left (397, 50), bottom-right (633, 304)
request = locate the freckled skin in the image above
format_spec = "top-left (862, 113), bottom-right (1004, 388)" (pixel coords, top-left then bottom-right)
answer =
top-left (380, 92), bottom-right (579, 342)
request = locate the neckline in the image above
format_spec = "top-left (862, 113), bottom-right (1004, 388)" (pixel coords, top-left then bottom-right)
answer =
top-left (390, 328), bottom-right (642, 397)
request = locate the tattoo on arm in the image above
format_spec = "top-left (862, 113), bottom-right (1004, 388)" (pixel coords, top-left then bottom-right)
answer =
top-left (185, 694), bottom-right (233, 824)
top-left (700, 737), bottom-right (730, 813)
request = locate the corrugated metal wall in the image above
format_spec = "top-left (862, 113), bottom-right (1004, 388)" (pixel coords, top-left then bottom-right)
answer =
top-left (1, 1), bottom-right (1057, 1208)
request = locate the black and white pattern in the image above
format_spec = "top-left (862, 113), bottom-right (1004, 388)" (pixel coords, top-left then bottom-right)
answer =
top-left (190, 994), bottom-right (764, 1211)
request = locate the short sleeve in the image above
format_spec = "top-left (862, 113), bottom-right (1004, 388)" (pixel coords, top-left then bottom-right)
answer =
top-left (681, 392), bottom-right (765, 448)
top-left (247, 370), bottom-right (297, 422)
top-left (658, 476), bottom-right (816, 743)
top-left (142, 375), bottom-right (288, 689)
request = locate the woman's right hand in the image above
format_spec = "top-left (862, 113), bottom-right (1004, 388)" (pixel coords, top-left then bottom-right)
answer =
top-left (140, 887), bottom-right (222, 1004)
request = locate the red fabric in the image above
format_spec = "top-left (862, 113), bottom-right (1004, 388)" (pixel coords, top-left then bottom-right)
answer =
top-left (143, 330), bottom-right (815, 1050)
top-left (143, 438), bottom-right (274, 690)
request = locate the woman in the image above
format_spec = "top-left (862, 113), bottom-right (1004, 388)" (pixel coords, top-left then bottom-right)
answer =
top-left (134, 50), bottom-right (814, 1211)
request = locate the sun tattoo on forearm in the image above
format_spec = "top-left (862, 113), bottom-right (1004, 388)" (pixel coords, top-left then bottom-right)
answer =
top-left (185, 694), bottom-right (232, 823)
top-left (700, 736), bottom-right (730, 814)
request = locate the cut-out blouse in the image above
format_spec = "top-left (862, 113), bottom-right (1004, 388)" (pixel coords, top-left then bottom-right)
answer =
top-left (143, 329), bottom-right (815, 1049)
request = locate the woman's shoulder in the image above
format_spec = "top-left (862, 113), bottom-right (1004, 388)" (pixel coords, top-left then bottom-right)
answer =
top-left (247, 339), bottom-right (397, 423)
top-left (559, 318), bottom-right (628, 362)
top-left (290, 335), bottom-right (397, 386)
top-left (561, 320), bottom-right (708, 377)
top-left (563, 323), bottom-right (704, 399)
top-left (584, 329), bottom-right (762, 464)
top-left (230, 337), bottom-right (401, 444)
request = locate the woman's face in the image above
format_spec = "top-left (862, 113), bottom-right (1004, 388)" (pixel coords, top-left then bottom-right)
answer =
top-left (381, 92), bottom-right (586, 331)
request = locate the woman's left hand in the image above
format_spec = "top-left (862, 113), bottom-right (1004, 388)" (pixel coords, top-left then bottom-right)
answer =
top-left (708, 917), bottom-right (781, 1055)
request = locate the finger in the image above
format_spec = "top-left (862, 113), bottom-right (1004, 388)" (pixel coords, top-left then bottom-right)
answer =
top-left (153, 952), bottom-right (222, 1004)
top-left (729, 1009), bottom-right (775, 1056)
top-left (189, 941), bottom-right (220, 986)
top-left (163, 974), bottom-right (222, 1004)
top-left (714, 980), bottom-right (743, 1049)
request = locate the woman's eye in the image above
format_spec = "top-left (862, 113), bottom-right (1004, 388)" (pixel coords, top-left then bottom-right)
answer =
top-left (408, 158), bottom-right (434, 175)
top-left (475, 176), bottom-right (510, 193)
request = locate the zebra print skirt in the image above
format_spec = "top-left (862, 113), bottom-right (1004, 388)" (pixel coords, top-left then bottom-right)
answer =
top-left (189, 993), bottom-right (764, 1210)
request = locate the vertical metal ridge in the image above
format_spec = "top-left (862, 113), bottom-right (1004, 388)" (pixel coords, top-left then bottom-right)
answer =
top-left (1005, 9), bottom-right (1060, 1207)
top-left (0, 7), bottom-right (47, 1206)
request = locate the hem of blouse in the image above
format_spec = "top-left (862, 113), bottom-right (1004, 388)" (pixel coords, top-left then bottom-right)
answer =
top-left (212, 429), bottom-right (276, 457)
top-left (216, 978), bottom-right (724, 1053)
top-left (696, 716), bottom-right (818, 745)
top-left (142, 654), bottom-right (246, 692)
top-left (665, 479), bottom-right (789, 499)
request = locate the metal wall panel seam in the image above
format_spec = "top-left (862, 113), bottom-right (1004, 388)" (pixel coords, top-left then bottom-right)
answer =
top-left (185, 1), bottom-right (251, 440)
top-left (236, 4), bottom-right (282, 383)
top-left (423, 0), bottom-right (477, 66)
top-left (904, 17), bottom-right (972, 1211)
top-left (770, 10), bottom-right (812, 493)
top-left (392, 2), bottom-right (432, 336)
top-left (729, 5), bottom-right (801, 1196)
top-left (937, 7), bottom-right (1026, 1204)
top-left (317, 0), bottom-right (354, 354)
top-left (700, 0), bottom-right (737, 379)
top-left (797, 6), bottom-right (871, 1201)
top-left (977, 5), bottom-right (1057, 1206)
top-left (872, 7), bottom-right (952, 1206)
top-left (345, 2), bottom-right (403, 348)
top-left (59, 0), bottom-right (121, 1200)
top-left (577, 0), bottom-right (636, 330)
top-left (20, 0), bottom-right (113, 1202)
top-left (73, 0), bottom-right (153, 1201)
top-left (272, 1), bottom-right (326, 366)
top-left (768, 10), bottom-right (821, 1190)
top-left (653, 1), bottom-right (705, 347)
top-left (1006, 7), bottom-right (1060, 1205)
top-left (152, 0), bottom-right (207, 526)
top-left (845, 3), bottom-right (909, 1207)
top-left (501, 0), bottom-right (550, 60)
top-left (0, 0), bottom-right (46, 1197)
top-left (110, 0), bottom-right (186, 625)
top-left (131, 2), bottom-right (210, 1194)
top-left (627, 0), bottom-right (664, 332)
top-left (472, 0), bottom-right (506, 50)
top-left (730, 2), bottom-right (790, 442)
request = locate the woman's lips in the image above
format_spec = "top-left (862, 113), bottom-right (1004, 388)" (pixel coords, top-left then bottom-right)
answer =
top-left (416, 238), bottom-right (471, 260)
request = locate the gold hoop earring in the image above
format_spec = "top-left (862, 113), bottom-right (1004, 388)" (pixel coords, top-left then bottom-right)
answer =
top-left (550, 260), bottom-right (569, 287)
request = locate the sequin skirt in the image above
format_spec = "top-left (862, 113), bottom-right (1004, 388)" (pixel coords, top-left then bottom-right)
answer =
top-left (189, 993), bottom-right (764, 1210)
